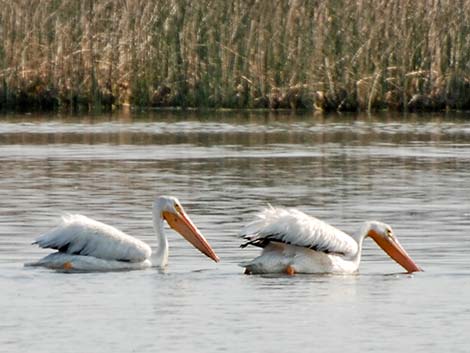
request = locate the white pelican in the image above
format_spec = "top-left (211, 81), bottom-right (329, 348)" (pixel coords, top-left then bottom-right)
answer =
top-left (240, 206), bottom-right (421, 275)
top-left (26, 196), bottom-right (219, 271)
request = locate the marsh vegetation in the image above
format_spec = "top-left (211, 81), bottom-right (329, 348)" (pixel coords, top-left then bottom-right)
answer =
top-left (1, 0), bottom-right (469, 112)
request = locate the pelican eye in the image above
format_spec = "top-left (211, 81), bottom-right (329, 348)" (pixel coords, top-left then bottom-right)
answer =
top-left (174, 204), bottom-right (182, 213)
top-left (386, 228), bottom-right (393, 238)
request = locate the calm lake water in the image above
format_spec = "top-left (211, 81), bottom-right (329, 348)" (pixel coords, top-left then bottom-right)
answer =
top-left (0, 111), bottom-right (469, 353)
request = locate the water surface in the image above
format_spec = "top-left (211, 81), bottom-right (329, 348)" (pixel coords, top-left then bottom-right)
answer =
top-left (1, 111), bottom-right (469, 353)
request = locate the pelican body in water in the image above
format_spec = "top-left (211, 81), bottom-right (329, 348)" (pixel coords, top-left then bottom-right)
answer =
top-left (240, 206), bottom-right (421, 275)
top-left (26, 196), bottom-right (219, 271)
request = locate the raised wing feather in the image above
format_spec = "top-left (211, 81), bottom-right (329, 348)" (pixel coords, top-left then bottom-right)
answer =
top-left (240, 207), bottom-right (358, 257)
top-left (33, 214), bottom-right (151, 262)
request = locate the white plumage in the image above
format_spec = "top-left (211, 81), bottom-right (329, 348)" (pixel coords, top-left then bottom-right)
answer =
top-left (240, 206), bottom-right (421, 275)
top-left (33, 214), bottom-right (151, 262)
top-left (241, 207), bottom-right (358, 256)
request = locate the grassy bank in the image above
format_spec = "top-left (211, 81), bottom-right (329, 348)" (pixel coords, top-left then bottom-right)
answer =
top-left (1, 0), bottom-right (470, 112)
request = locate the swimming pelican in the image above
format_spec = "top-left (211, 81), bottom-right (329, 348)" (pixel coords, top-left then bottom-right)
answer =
top-left (240, 206), bottom-right (421, 275)
top-left (26, 196), bottom-right (219, 271)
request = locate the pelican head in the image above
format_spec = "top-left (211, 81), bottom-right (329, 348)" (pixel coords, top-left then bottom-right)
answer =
top-left (153, 196), bottom-right (219, 262)
top-left (367, 221), bottom-right (421, 273)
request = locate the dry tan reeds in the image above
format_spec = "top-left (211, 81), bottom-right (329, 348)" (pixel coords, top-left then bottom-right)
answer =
top-left (1, 0), bottom-right (469, 112)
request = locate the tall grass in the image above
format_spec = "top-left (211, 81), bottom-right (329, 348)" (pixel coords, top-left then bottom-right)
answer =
top-left (1, 0), bottom-right (469, 111)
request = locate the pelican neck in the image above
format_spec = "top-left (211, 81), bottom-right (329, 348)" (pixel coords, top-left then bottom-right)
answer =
top-left (151, 211), bottom-right (169, 267)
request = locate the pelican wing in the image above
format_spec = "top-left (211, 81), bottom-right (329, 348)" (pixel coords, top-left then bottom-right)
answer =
top-left (33, 214), bottom-right (151, 262)
top-left (240, 207), bottom-right (358, 257)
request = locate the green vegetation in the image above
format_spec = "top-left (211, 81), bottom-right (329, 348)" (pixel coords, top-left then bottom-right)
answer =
top-left (1, 0), bottom-right (469, 112)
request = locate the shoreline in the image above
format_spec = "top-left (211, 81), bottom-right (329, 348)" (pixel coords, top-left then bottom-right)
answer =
top-left (1, 86), bottom-right (469, 114)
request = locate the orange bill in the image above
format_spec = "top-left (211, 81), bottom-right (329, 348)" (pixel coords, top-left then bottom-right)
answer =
top-left (162, 210), bottom-right (219, 262)
top-left (369, 230), bottom-right (422, 273)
